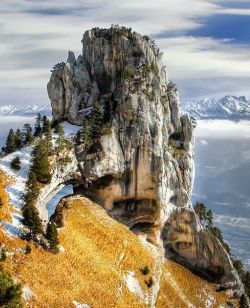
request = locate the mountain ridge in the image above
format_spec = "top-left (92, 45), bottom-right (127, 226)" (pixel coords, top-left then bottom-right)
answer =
top-left (181, 95), bottom-right (250, 119)
top-left (0, 104), bottom-right (51, 116)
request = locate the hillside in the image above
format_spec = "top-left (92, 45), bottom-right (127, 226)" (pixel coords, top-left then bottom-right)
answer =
top-left (0, 105), bottom-right (51, 116)
top-left (0, 192), bottom-right (236, 307)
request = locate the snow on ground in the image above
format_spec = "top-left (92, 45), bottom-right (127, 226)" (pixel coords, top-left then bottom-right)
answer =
top-left (59, 245), bottom-right (65, 253)
top-left (124, 271), bottom-right (148, 303)
top-left (22, 285), bottom-right (35, 302)
top-left (62, 121), bottom-right (80, 138)
top-left (72, 301), bottom-right (91, 308)
top-left (0, 146), bottom-right (33, 236)
top-left (0, 121), bottom-right (79, 237)
top-left (205, 294), bottom-right (215, 308)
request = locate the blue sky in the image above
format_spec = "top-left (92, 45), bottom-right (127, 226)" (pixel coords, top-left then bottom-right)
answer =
top-left (0, 0), bottom-right (250, 105)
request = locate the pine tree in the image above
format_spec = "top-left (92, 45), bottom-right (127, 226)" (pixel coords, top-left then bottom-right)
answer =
top-left (5, 129), bottom-right (16, 154)
top-left (54, 123), bottom-right (64, 137)
top-left (243, 271), bottom-right (250, 297)
top-left (34, 113), bottom-right (42, 137)
top-left (25, 171), bottom-right (40, 202)
top-left (22, 124), bottom-right (34, 145)
top-left (14, 129), bottom-right (23, 149)
top-left (82, 118), bottom-right (91, 147)
top-left (42, 115), bottom-right (48, 134)
top-left (239, 294), bottom-right (248, 308)
top-left (45, 221), bottom-right (59, 254)
top-left (22, 171), bottom-right (43, 235)
top-left (0, 269), bottom-right (22, 307)
top-left (0, 196), bottom-right (3, 208)
top-left (90, 101), bottom-right (103, 139)
top-left (22, 203), bottom-right (43, 235)
top-left (31, 140), bottom-right (51, 184)
top-left (10, 156), bottom-right (21, 170)
top-left (45, 119), bottom-right (53, 152)
top-left (54, 123), bottom-right (65, 150)
top-left (194, 202), bottom-right (207, 224)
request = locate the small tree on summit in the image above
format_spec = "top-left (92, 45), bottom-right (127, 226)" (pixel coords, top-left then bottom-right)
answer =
top-left (45, 221), bottom-right (59, 254)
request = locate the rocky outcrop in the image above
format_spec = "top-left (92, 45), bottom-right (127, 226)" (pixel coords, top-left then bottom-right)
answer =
top-left (47, 25), bottom-right (243, 298)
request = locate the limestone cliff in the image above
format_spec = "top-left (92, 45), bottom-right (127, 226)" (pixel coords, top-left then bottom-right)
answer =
top-left (47, 25), bottom-right (242, 299)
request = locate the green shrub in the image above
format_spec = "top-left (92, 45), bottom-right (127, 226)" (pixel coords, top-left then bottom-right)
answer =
top-left (10, 156), bottom-right (21, 171)
top-left (0, 197), bottom-right (3, 208)
top-left (0, 248), bottom-right (6, 262)
top-left (25, 245), bottom-right (32, 255)
top-left (0, 269), bottom-right (22, 307)
top-left (140, 266), bottom-right (150, 275)
top-left (45, 221), bottom-right (59, 254)
top-left (145, 276), bottom-right (153, 288)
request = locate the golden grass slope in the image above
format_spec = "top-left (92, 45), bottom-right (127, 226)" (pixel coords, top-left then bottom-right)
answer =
top-left (0, 190), bottom-right (237, 307)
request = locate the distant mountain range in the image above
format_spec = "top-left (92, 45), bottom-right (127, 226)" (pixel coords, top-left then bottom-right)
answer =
top-left (0, 104), bottom-right (51, 116)
top-left (1, 95), bottom-right (250, 120)
top-left (181, 95), bottom-right (250, 119)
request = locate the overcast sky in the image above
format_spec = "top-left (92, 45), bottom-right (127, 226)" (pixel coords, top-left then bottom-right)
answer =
top-left (0, 0), bottom-right (250, 105)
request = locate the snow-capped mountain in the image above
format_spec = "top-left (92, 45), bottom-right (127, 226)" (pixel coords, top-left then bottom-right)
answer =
top-left (181, 95), bottom-right (250, 119)
top-left (0, 104), bottom-right (51, 116)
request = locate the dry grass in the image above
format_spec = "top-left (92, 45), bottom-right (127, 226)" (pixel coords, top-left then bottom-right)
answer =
top-left (0, 193), bottom-right (238, 307)
top-left (4, 197), bottom-right (158, 307)
top-left (156, 259), bottom-right (238, 307)
top-left (0, 169), bottom-right (13, 222)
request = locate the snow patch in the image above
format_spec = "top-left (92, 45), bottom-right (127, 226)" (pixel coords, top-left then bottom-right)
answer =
top-left (72, 301), bottom-right (91, 308)
top-left (0, 146), bottom-right (33, 236)
top-left (59, 245), bottom-right (65, 253)
top-left (205, 294), bottom-right (215, 308)
top-left (62, 121), bottom-right (80, 138)
top-left (124, 271), bottom-right (148, 303)
top-left (22, 285), bottom-right (35, 302)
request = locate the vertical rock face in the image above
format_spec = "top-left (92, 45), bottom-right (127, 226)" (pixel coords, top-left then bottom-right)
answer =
top-left (47, 26), bottom-right (242, 296)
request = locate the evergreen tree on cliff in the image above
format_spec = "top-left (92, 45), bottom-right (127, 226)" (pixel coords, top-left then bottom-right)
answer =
top-left (34, 113), bottom-right (42, 137)
top-left (5, 129), bottom-right (16, 154)
top-left (44, 119), bottom-right (52, 152)
top-left (82, 118), bottom-right (91, 147)
top-left (45, 221), bottom-right (59, 254)
top-left (31, 139), bottom-right (51, 184)
top-left (54, 123), bottom-right (65, 150)
top-left (90, 101), bottom-right (103, 138)
top-left (22, 171), bottom-right (43, 235)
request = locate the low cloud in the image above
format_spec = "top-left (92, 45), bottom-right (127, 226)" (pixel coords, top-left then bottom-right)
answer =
top-left (196, 120), bottom-right (250, 139)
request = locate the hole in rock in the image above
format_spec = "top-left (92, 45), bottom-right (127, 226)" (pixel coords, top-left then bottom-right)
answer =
top-left (46, 184), bottom-right (73, 219)
top-left (130, 221), bottom-right (155, 234)
top-left (109, 199), bottom-right (159, 239)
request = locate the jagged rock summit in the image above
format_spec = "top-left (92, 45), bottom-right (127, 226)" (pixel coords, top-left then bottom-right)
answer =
top-left (47, 25), bottom-right (242, 298)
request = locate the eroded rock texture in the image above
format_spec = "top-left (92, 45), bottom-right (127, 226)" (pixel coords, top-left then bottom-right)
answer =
top-left (47, 26), bottom-right (242, 297)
